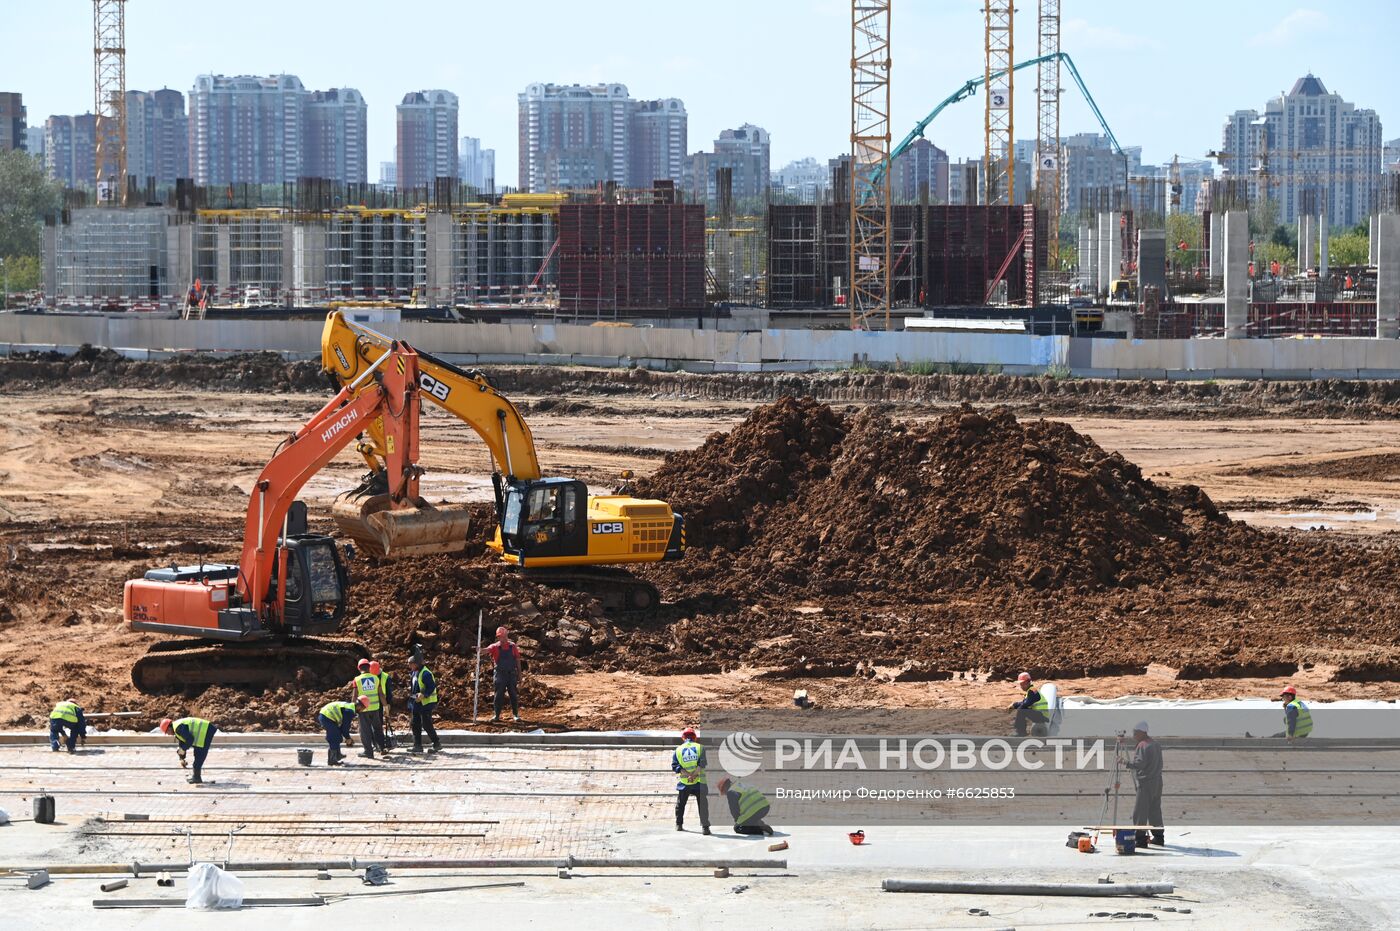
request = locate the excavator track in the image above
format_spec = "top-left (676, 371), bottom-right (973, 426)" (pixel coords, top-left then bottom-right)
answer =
top-left (524, 567), bottom-right (661, 616)
top-left (132, 637), bottom-right (370, 694)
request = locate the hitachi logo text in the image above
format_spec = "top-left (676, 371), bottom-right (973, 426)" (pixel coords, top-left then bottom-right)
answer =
top-left (321, 408), bottom-right (359, 443)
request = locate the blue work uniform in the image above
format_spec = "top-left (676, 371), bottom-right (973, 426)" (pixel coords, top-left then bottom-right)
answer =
top-left (48, 701), bottom-right (86, 752)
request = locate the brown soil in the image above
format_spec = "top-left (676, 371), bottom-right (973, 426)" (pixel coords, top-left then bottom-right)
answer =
top-left (1231, 452), bottom-right (1400, 481)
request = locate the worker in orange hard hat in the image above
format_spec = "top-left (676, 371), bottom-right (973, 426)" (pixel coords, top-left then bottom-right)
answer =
top-left (160, 715), bottom-right (216, 784)
top-left (483, 626), bottom-right (522, 723)
top-left (672, 727), bottom-right (711, 835)
top-left (350, 659), bottom-right (387, 758)
top-left (370, 660), bottom-right (396, 751)
top-left (1276, 685), bottom-right (1313, 742)
top-left (1008, 672), bottom-right (1050, 737)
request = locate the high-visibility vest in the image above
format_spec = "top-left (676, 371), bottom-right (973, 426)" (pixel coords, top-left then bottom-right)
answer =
top-left (377, 672), bottom-right (390, 702)
top-left (175, 717), bottom-right (211, 748)
top-left (319, 701), bottom-right (355, 725)
top-left (50, 701), bottom-right (80, 724)
top-left (413, 667), bottom-right (438, 705)
top-left (355, 673), bottom-right (381, 711)
top-left (736, 786), bottom-right (770, 824)
top-left (1028, 688), bottom-right (1049, 713)
top-left (1286, 699), bottom-right (1313, 738)
top-left (675, 741), bottom-right (705, 786)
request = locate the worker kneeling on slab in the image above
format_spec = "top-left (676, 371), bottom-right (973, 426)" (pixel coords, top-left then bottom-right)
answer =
top-left (1274, 686), bottom-right (1313, 742)
top-left (161, 716), bottom-right (216, 784)
top-left (716, 776), bottom-right (774, 836)
top-left (48, 700), bottom-right (87, 753)
top-left (672, 727), bottom-right (711, 835)
top-left (407, 654), bottom-right (442, 753)
top-left (319, 697), bottom-right (365, 766)
top-left (1008, 672), bottom-right (1050, 737)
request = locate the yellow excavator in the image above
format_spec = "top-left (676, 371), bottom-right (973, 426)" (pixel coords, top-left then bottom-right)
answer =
top-left (321, 311), bottom-right (684, 611)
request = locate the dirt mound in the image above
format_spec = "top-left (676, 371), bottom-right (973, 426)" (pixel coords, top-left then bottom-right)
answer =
top-left (0, 346), bottom-right (324, 392)
top-left (638, 398), bottom-right (1225, 596)
top-left (1232, 452), bottom-right (1400, 482)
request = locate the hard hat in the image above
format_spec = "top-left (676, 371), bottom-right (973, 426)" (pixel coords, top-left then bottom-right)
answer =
top-left (681, 727), bottom-right (697, 740)
top-left (1280, 685), bottom-right (1297, 697)
top-left (1017, 672), bottom-right (1032, 685)
top-left (357, 659), bottom-right (370, 671)
top-left (621, 469), bottom-right (634, 478)
top-left (159, 718), bottom-right (173, 734)
top-left (496, 626), bottom-right (509, 637)
top-left (357, 696), bottom-right (371, 710)
top-left (716, 776), bottom-right (732, 794)
top-left (369, 661), bottom-right (381, 674)
top-left (1133, 721), bottom-right (1150, 735)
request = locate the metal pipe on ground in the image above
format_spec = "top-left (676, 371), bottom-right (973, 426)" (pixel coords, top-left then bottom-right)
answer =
top-left (4, 857), bottom-right (788, 875)
top-left (882, 879), bottom-right (1174, 897)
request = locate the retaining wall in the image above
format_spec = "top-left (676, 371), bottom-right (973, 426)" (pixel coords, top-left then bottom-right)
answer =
top-left (3, 315), bottom-right (1400, 379)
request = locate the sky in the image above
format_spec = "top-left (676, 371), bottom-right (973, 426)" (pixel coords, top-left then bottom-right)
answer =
top-left (4, 0), bottom-right (1398, 186)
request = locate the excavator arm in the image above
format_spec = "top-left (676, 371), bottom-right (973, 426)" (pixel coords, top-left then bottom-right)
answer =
top-left (322, 311), bottom-right (541, 481)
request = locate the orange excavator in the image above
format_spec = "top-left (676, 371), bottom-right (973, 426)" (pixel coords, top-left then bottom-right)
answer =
top-left (122, 342), bottom-right (471, 692)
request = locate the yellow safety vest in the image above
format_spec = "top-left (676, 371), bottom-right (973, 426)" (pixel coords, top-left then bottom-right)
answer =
top-left (1286, 699), bottom-right (1313, 738)
top-left (50, 701), bottom-right (80, 724)
top-left (736, 786), bottom-right (770, 824)
top-left (377, 672), bottom-right (391, 703)
top-left (1028, 687), bottom-right (1049, 712)
top-left (675, 740), bottom-right (705, 786)
top-left (175, 717), bottom-right (211, 748)
top-left (355, 673), bottom-right (381, 711)
top-left (413, 667), bottom-right (438, 705)
top-left (319, 701), bottom-right (355, 725)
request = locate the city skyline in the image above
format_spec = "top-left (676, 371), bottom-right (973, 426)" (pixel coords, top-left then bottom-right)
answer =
top-left (8, 0), bottom-right (1399, 191)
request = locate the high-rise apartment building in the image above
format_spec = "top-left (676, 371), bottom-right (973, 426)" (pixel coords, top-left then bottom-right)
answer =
top-left (770, 157), bottom-right (827, 202)
top-left (305, 88), bottom-right (367, 183)
top-left (687, 123), bottom-right (770, 203)
top-left (1059, 133), bottom-right (1142, 214)
top-left (24, 126), bottom-right (44, 160)
top-left (1383, 138), bottom-right (1400, 174)
top-left (396, 90), bottom-right (458, 191)
top-left (0, 92), bottom-right (26, 152)
top-left (890, 137), bottom-right (949, 203)
top-left (44, 114), bottom-right (97, 188)
top-left (517, 83), bottom-right (687, 192)
top-left (1219, 75), bottom-right (1383, 227)
top-left (125, 88), bottom-right (189, 185)
top-left (458, 136), bottom-right (496, 191)
top-left (189, 74), bottom-right (308, 186)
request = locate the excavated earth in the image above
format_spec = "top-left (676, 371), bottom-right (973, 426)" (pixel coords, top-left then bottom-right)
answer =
top-left (4, 351), bottom-right (1400, 731)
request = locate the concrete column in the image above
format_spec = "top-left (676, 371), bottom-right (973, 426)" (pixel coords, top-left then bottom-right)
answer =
top-left (1297, 214), bottom-right (1314, 272)
top-left (1137, 229), bottom-right (1167, 301)
top-left (1370, 214), bottom-right (1379, 267)
top-left (1084, 222), bottom-right (1098, 293)
top-left (1208, 211), bottom-right (1223, 278)
top-left (1103, 212), bottom-right (1123, 296)
top-left (1378, 213), bottom-right (1400, 339)
top-left (425, 212), bottom-right (454, 307)
top-left (280, 224), bottom-right (295, 306)
top-left (1224, 210), bottom-right (1250, 337)
top-left (42, 224), bottom-right (58, 302)
top-left (1318, 214), bottom-right (1330, 278)
top-left (215, 225), bottom-right (231, 292)
top-left (292, 224), bottom-right (326, 303)
top-left (167, 222), bottom-right (193, 297)
top-left (1077, 223), bottom-right (1091, 280)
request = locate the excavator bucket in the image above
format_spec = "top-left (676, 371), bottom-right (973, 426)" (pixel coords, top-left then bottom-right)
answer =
top-left (332, 493), bottom-right (472, 558)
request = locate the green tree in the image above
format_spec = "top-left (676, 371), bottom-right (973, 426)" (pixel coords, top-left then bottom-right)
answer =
top-left (1261, 242), bottom-right (1293, 275)
top-left (0, 150), bottom-right (61, 260)
top-left (1329, 229), bottom-right (1369, 267)
top-left (1, 254), bottom-right (41, 296)
top-left (1248, 198), bottom-right (1280, 239)
top-left (1166, 212), bottom-right (1202, 250)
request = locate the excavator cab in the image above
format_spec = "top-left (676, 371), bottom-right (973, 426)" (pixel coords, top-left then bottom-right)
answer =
top-left (266, 535), bottom-right (350, 636)
top-left (499, 478), bottom-right (589, 561)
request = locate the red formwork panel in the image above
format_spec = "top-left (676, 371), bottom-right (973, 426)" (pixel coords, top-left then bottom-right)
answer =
top-left (559, 203), bottom-right (705, 313)
top-left (924, 205), bottom-right (1037, 306)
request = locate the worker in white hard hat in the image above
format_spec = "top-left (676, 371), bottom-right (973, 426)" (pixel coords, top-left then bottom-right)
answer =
top-left (1124, 720), bottom-right (1165, 848)
top-left (1007, 672), bottom-right (1050, 737)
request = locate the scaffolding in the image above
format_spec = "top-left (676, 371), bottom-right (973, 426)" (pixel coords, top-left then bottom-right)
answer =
top-left (983, 2), bottom-right (1015, 206)
top-left (92, 0), bottom-right (127, 203)
top-left (708, 217), bottom-right (765, 304)
top-left (849, 0), bottom-right (892, 330)
top-left (194, 211), bottom-right (288, 304)
top-left (50, 207), bottom-right (171, 302)
top-left (1035, 0), bottom-right (1061, 266)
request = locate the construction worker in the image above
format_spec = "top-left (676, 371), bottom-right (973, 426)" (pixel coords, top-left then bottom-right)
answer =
top-left (161, 716), bottom-right (216, 784)
top-left (372, 660), bottom-right (395, 750)
top-left (484, 626), bottom-right (522, 723)
top-left (407, 655), bottom-right (442, 753)
top-left (1278, 685), bottom-right (1313, 742)
top-left (1124, 720), bottom-right (1164, 848)
top-left (318, 697), bottom-right (365, 766)
top-left (615, 469), bottom-right (637, 495)
top-left (1008, 672), bottom-right (1050, 737)
top-left (48, 700), bottom-right (86, 753)
top-left (351, 659), bottom-right (386, 758)
top-left (672, 726), bottom-right (711, 835)
top-left (716, 776), bottom-right (773, 836)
